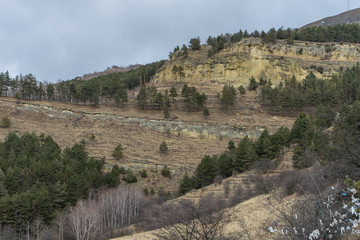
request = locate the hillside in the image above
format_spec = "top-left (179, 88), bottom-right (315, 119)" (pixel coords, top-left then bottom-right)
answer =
top-left (0, 88), bottom-right (295, 194)
top-left (4, 21), bottom-right (360, 240)
top-left (155, 37), bottom-right (360, 87)
top-left (81, 64), bottom-right (141, 80)
top-left (302, 8), bottom-right (360, 28)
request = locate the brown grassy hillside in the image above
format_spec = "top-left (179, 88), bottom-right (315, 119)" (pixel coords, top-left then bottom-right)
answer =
top-left (0, 81), bottom-right (295, 194)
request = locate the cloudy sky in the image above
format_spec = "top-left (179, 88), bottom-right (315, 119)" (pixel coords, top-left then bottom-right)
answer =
top-left (0, 0), bottom-right (358, 82)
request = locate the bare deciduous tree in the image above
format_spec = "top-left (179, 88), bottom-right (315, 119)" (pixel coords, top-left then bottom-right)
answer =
top-left (68, 200), bottom-right (99, 240)
top-left (150, 195), bottom-right (234, 240)
top-left (98, 186), bottom-right (143, 237)
top-left (267, 183), bottom-right (360, 239)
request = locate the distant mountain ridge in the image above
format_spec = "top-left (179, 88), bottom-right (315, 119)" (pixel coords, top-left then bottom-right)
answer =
top-left (302, 8), bottom-right (360, 28)
top-left (81, 64), bottom-right (142, 80)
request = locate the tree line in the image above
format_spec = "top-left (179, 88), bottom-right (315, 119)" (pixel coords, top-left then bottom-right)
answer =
top-left (170, 24), bottom-right (360, 58)
top-left (178, 125), bottom-right (292, 195)
top-left (261, 64), bottom-right (360, 109)
top-left (0, 60), bottom-right (165, 107)
top-left (135, 84), bottom-right (209, 114)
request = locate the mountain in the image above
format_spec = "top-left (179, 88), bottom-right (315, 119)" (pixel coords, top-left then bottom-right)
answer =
top-left (302, 8), bottom-right (360, 28)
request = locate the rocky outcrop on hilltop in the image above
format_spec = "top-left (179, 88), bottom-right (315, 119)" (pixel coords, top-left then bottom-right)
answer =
top-left (155, 38), bottom-right (360, 86)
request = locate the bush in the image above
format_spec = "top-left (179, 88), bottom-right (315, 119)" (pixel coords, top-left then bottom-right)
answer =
top-left (15, 92), bottom-right (21, 103)
top-left (202, 107), bottom-right (210, 119)
top-left (159, 141), bottom-right (168, 154)
top-left (0, 116), bottom-right (11, 128)
top-left (238, 85), bottom-right (246, 95)
top-left (122, 170), bottom-right (138, 183)
top-left (112, 143), bottom-right (123, 160)
top-left (164, 109), bottom-right (170, 119)
top-left (317, 66), bottom-right (324, 74)
top-left (119, 166), bottom-right (126, 174)
top-left (90, 134), bottom-right (96, 141)
top-left (161, 165), bottom-right (171, 177)
top-left (259, 78), bottom-right (267, 86)
top-left (150, 187), bottom-right (155, 195)
top-left (140, 169), bottom-right (147, 178)
top-left (248, 76), bottom-right (258, 91)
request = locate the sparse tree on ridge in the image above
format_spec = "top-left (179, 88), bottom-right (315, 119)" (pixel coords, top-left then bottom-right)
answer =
top-left (189, 37), bottom-right (201, 50)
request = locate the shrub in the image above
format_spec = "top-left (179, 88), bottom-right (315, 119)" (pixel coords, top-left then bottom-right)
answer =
top-left (238, 85), bottom-right (246, 95)
top-left (90, 134), bottom-right (96, 141)
top-left (159, 141), bottom-right (168, 154)
top-left (119, 166), bottom-right (126, 174)
top-left (140, 169), bottom-right (147, 178)
top-left (112, 143), bottom-right (123, 160)
top-left (202, 107), bottom-right (210, 119)
top-left (15, 92), bottom-right (21, 103)
top-left (161, 165), bottom-right (171, 177)
top-left (122, 170), bottom-right (137, 183)
top-left (317, 66), bottom-right (324, 74)
top-left (0, 116), bottom-right (11, 128)
top-left (164, 109), bottom-right (170, 119)
top-left (248, 76), bottom-right (258, 91)
top-left (259, 78), bottom-right (267, 86)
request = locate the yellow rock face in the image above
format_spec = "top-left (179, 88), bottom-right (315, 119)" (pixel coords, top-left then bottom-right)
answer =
top-left (155, 38), bottom-right (360, 86)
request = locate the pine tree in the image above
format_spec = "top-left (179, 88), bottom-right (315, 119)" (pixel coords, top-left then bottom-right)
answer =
top-left (248, 76), bottom-right (258, 91)
top-left (112, 143), bottom-right (123, 160)
top-left (178, 172), bottom-right (194, 195)
top-left (233, 136), bottom-right (258, 172)
top-left (203, 107), bottom-right (210, 119)
top-left (189, 37), bottom-right (201, 50)
top-left (136, 86), bottom-right (147, 109)
top-left (159, 141), bottom-right (168, 154)
top-left (181, 44), bottom-right (188, 57)
top-left (0, 169), bottom-right (8, 197)
top-left (238, 85), bottom-right (246, 95)
top-left (221, 85), bottom-right (237, 111)
top-left (216, 153), bottom-right (233, 178)
top-left (169, 87), bottom-right (178, 103)
top-left (194, 155), bottom-right (217, 188)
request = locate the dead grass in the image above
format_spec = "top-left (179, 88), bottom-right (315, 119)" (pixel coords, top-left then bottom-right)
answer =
top-left (0, 82), bottom-right (295, 194)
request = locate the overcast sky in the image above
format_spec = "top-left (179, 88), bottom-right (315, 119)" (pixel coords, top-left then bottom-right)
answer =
top-left (0, 0), bottom-right (358, 82)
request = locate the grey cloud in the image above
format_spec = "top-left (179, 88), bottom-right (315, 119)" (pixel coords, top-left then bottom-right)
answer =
top-left (0, 0), bottom-right (357, 82)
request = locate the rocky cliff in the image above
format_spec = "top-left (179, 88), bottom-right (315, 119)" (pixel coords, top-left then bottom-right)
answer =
top-left (154, 38), bottom-right (360, 86)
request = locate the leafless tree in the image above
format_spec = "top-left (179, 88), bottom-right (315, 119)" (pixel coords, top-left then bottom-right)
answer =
top-left (30, 218), bottom-right (43, 240)
top-left (52, 213), bottom-right (67, 240)
top-left (68, 200), bottom-right (100, 240)
top-left (266, 181), bottom-right (360, 240)
top-left (97, 186), bottom-right (144, 237)
top-left (150, 195), bottom-right (234, 240)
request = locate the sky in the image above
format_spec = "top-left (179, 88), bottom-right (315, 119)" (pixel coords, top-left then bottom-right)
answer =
top-left (0, 0), bottom-right (359, 82)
